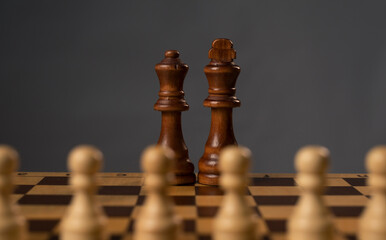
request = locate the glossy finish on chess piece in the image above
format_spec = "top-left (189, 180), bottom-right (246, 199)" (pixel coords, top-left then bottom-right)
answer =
top-left (198, 39), bottom-right (240, 185)
top-left (154, 50), bottom-right (195, 185)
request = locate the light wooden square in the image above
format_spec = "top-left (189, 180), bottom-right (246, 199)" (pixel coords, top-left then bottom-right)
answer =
top-left (97, 195), bottom-right (138, 206)
top-left (98, 177), bottom-right (143, 186)
top-left (196, 218), bottom-right (213, 234)
top-left (14, 176), bottom-right (43, 185)
top-left (27, 185), bottom-right (72, 195)
top-left (106, 218), bottom-right (130, 234)
top-left (334, 217), bottom-right (359, 235)
top-left (249, 186), bottom-right (300, 196)
top-left (258, 206), bottom-right (294, 219)
top-left (19, 205), bottom-right (67, 219)
top-left (323, 195), bottom-right (368, 206)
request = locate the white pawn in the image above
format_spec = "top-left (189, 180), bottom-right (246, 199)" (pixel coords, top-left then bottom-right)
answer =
top-left (60, 145), bottom-right (106, 240)
top-left (287, 145), bottom-right (333, 240)
top-left (359, 146), bottom-right (386, 240)
top-left (0, 145), bottom-right (27, 240)
top-left (213, 146), bottom-right (257, 240)
top-left (134, 145), bottom-right (178, 240)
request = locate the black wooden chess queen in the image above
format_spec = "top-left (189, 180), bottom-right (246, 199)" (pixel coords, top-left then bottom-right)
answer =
top-left (154, 50), bottom-right (195, 185)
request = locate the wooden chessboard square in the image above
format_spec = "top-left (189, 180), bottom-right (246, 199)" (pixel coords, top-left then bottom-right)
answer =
top-left (183, 219), bottom-right (196, 232)
top-left (167, 186), bottom-right (196, 196)
top-left (197, 207), bottom-right (218, 217)
top-left (37, 177), bottom-right (68, 185)
top-left (28, 233), bottom-right (51, 240)
top-left (258, 206), bottom-right (294, 219)
top-left (324, 186), bottom-right (362, 195)
top-left (250, 178), bottom-right (295, 186)
top-left (197, 206), bottom-right (259, 218)
top-left (20, 205), bottom-right (66, 219)
top-left (196, 195), bottom-right (256, 206)
top-left (139, 186), bottom-right (196, 196)
top-left (14, 176), bottom-right (43, 185)
top-left (28, 219), bottom-right (60, 232)
top-left (333, 218), bottom-right (359, 235)
top-left (97, 177), bottom-right (143, 186)
top-left (196, 218), bottom-right (213, 235)
top-left (11, 194), bottom-right (24, 203)
top-left (103, 206), bottom-right (134, 217)
top-left (136, 196), bottom-right (195, 206)
top-left (253, 196), bottom-right (299, 205)
top-left (325, 178), bottom-right (351, 186)
top-left (265, 220), bottom-right (286, 233)
top-left (14, 185), bottom-right (35, 194)
top-left (354, 186), bottom-right (370, 196)
top-left (175, 206), bottom-right (198, 219)
top-left (249, 186), bottom-right (300, 196)
top-left (343, 178), bottom-right (367, 186)
top-left (131, 206), bottom-right (197, 219)
top-left (330, 206), bottom-right (364, 217)
top-left (268, 233), bottom-right (287, 240)
top-left (27, 185), bottom-right (72, 195)
top-left (98, 186), bottom-right (141, 195)
top-left (97, 195), bottom-right (138, 206)
top-left (18, 195), bottom-right (72, 205)
top-left (323, 195), bottom-right (368, 206)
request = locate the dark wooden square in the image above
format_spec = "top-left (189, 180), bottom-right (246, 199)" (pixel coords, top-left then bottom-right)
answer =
top-left (18, 195), bottom-right (72, 205)
top-left (98, 186), bottom-right (141, 195)
top-left (28, 219), bottom-right (59, 232)
top-left (183, 219), bottom-right (196, 232)
top-left (343, 178), bottom-right (367, 186)
top-left (253, 196), bottom-right (299, 205)
top-left (330, 206), bottom-right (364, 217)
top-left (325, 187), bottom-right (362, 195)
top-left (250, 178), bottom-right (295, 186)
top-left (103, 206), bottom-right (133, 217)
top-left (14, 185), bottom-right (34, 194)
top-left (37, 177), bottom-right (69, 185)
top-left (197, 207), bottom-right (218, 217)
top-left (265, 220), bottom-right (287, 232)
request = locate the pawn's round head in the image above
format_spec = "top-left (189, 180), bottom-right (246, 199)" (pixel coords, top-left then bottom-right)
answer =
top-left (295, 145), bottom-right (330, 174)
top-left (0, 145), bottom-right (19, 174)
top-left (366, 145), bottom-right (386, 174)
top-left (219, 145), bottom-right (251, 174)
top-left (68, 145), bottom-right (103, 174)
top-left (141, 145), bottom-right (174, 174)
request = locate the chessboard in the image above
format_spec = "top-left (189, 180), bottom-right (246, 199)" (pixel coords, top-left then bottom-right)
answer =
top-left (13, 172), bottom-right (369, 240)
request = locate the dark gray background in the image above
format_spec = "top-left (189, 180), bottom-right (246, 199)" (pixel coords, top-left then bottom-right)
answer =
top-left (1, 1), bottom-right (385, 173)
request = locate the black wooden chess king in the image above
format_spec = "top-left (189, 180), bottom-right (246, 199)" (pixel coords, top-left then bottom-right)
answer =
top-left (198, 39), bottom-right (241, 185)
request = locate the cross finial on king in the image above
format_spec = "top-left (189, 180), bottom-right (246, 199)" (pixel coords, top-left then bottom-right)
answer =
top-left (208, 38), bottom-right (236, 62)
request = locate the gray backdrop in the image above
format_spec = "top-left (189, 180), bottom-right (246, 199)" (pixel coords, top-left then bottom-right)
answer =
top-left (1, 1), bottom-right (385, 173)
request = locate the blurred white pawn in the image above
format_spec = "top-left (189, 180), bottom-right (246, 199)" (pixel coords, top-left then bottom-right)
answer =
top-left (287, 145), bottom-right (333, 240)
top-left (134, 145), bottom-right (178, 240)
top-left (213, 146), bottom-right (257, 240)
top-left (359, 146), bottom-right (386, 240)
top-left (60, 145), bottom-right (106, 240)
top-left (0, 145), bottom-right (27, 240)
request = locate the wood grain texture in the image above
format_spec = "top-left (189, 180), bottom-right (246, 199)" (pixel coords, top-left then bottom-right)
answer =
top-left (198, 39), bottom-right (240, 185)
top-left (154, 50), bottom-right (195, 185)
